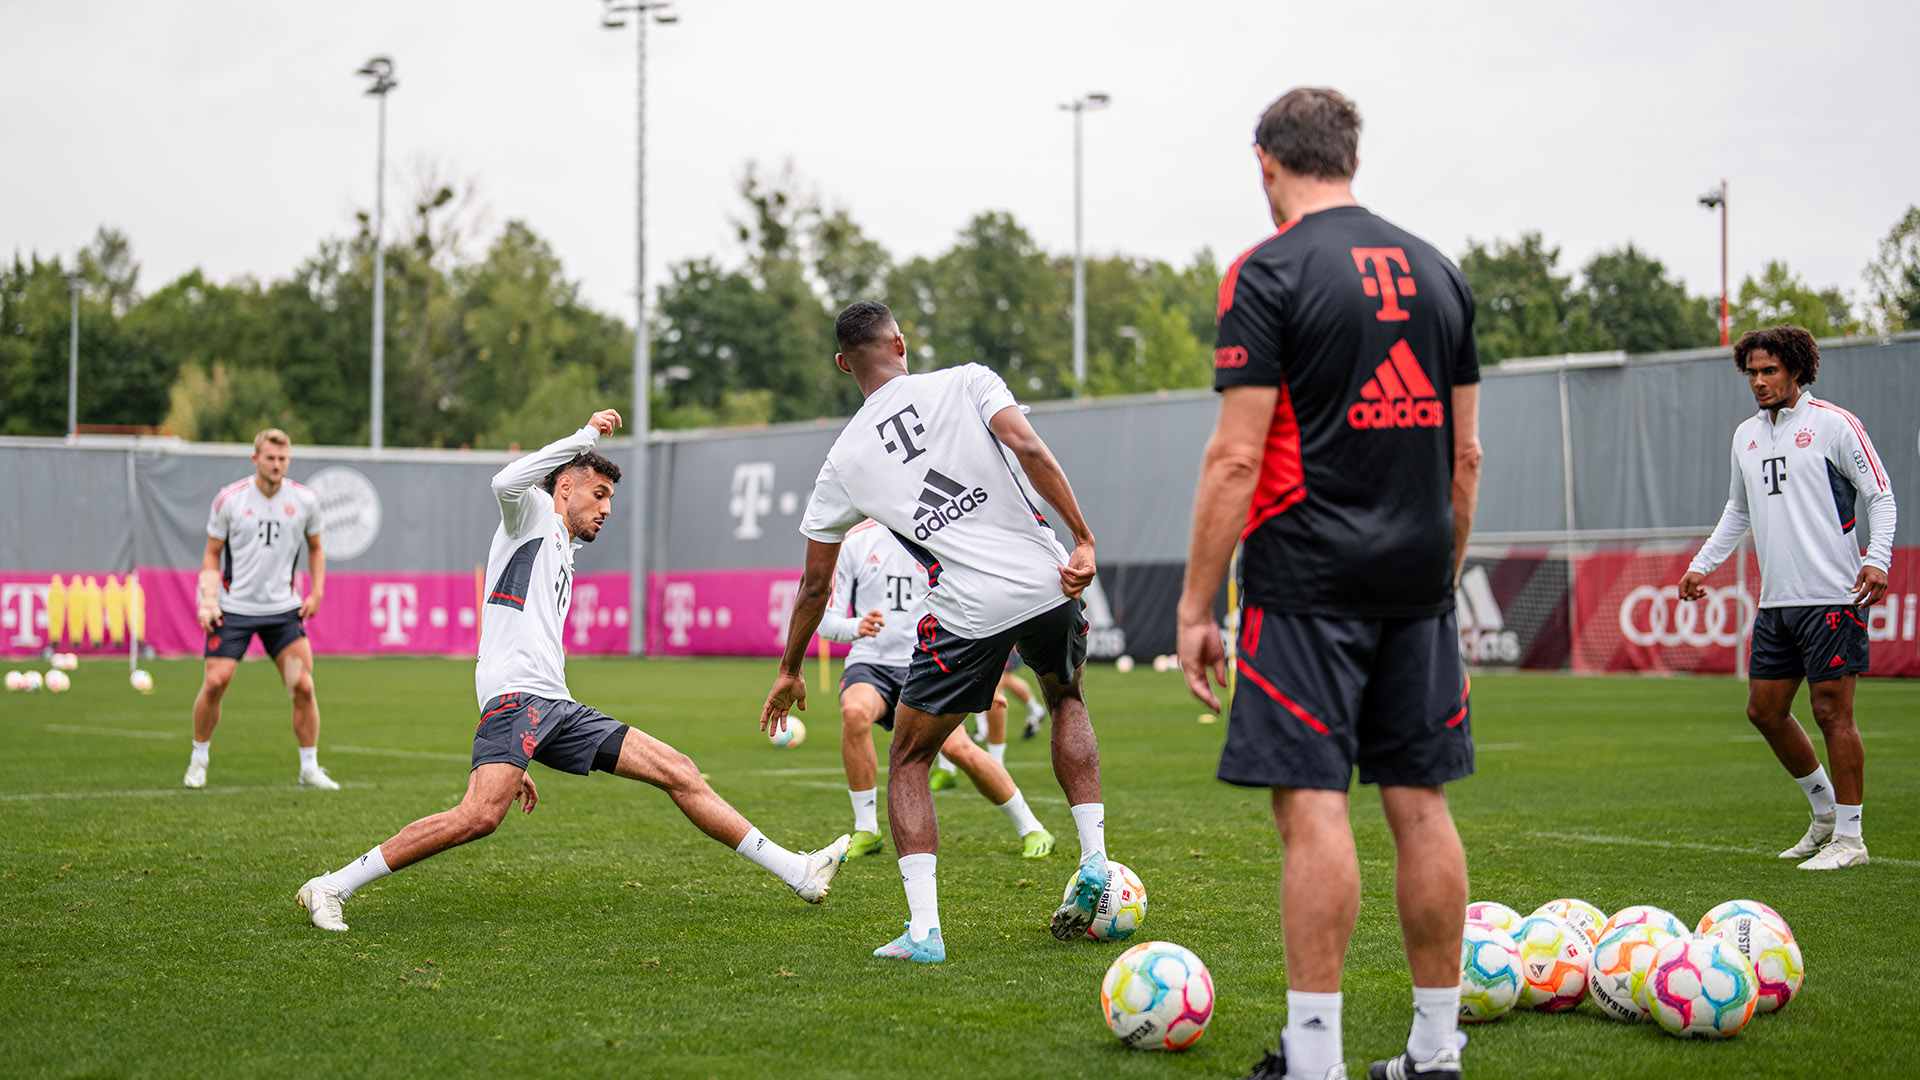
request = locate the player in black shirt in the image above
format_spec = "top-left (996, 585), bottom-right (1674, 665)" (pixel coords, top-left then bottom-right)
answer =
top-left (1176, 88), bottom-right (1484, 1080)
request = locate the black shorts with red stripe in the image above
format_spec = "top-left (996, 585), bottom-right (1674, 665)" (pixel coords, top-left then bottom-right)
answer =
top-left (901, 598), bottom-right (1088, 717)
top-left (1749, 604), bottom-right (1870, 683)
top-left (1218, 605), bottom-right (1472, 791)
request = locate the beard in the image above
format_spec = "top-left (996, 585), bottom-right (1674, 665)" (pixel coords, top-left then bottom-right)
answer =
top-left (567, 510), bottom-right (600, 542)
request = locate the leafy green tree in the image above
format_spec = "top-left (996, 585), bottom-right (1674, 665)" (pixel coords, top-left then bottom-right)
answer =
top-left (1731, 260), bottom-right (1860, 339)
top-left (1863, 205), bottom-right (1920, 332)
top-left (0, 249), bottom-right (176, 436)
top-left (887, 212), bottom-right (1069, 397)
top-left (1458, 232), bottom-right (1606, 362)
top-left (1575, 244), bottom-right (1718, 353)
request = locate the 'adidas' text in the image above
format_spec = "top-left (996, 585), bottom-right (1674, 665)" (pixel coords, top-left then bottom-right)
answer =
top-left (912, 469), bottom-right (990, 542)
top-left (1348, 340), bottom-right (1445, 430)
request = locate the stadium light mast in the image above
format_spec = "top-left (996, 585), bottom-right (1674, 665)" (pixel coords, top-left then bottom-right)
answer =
top-left (1699, 180), bottom-right (1728, 346)
top-left (67, 272), bottom-right (80, 439)
top-left (356, 56), bottom-right (397, 450)
top-left (1060, 92), bottom-right (1110, 391)
top-left (602, 0), bottom-right (677, 657)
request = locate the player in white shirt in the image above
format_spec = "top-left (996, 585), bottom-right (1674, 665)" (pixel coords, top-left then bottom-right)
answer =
top-left (819, 519), bottom-right (1055, 860)
top-left (186, 428), bottom-right (336, 790)
top-left (296, 410), bottom-right (849, 931)
top-left (763, 301), bottom-right (1111, 964)
top-left (1680, 326), bottom-right (1895, 870)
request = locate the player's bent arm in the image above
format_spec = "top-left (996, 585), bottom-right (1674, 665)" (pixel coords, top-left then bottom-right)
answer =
top-left (987, 407), bottom-right (1094, 548)
top-left (817, 609), bottom-right (861, 643)
top-left (488, 412), bottom-right (617, 536)
top-left (1450, 383), bottom-right (1484, 584)
top-left (301, 533), bottom-right (326, 618)
top-left (1176, 385), bottom-right (1274, 709)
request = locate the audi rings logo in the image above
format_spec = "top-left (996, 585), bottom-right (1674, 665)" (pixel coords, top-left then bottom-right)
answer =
top-left (1617, 585), bottom-right (1754, 648)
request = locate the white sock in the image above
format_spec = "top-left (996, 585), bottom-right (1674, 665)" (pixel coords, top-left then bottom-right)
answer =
top-left (1282, 990), bottom-right (1343, 1080)
top-left (934, 752), bottom-right (954, 773)
top-left (997, 790), bottom-right (1043, 836)
top-left (190, 740), bottom-right (211, 765)
top-left (988, 742), bottom-right (1006, 764)
top-left (1070, 801), bottom-right (1107, 861)
top-left (1026, 698), bottom-right (1044, 723)
top-left (973, 715), bottom-right (987, 739)
top-left (1408, 984), bottom-right (1461, 1062)
top-left (900, 852), bottom-right (939, 939)
top-left (327, 844), bottom-right (392, 899)
top-left (298, 746), bottom-right (318, 772)
top-left (849, 788), bottom-right (879, 835)
top-left (734, 828), bottom-right (807, 887)
top-left (1835, 803), bottom-right (1863, 839)
top-left (1794, 766), bottom-right (1836, 818)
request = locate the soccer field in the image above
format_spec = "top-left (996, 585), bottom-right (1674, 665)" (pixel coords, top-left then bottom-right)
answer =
top-left (4, 658), bottom-right (1916, 1080)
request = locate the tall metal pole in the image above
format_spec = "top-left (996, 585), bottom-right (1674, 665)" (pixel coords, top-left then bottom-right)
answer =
top-left (358, 57), bottom-right (397, 449)
top-left (629, 10), bottom-right (652, 658)
top-left (67, 276), bottom-right (79, 438)
top-left (1719, 179), bottom-right (1729, 347)
top-left (1071, 104), bottom-right (1086, 389)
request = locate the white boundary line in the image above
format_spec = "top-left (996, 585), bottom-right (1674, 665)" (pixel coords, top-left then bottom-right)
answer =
top-left (1, 782), bottom-right (377, 802)
top-left (1526, 829), bottom-right (1918, 868)
top-left (331, 745), bottom-right (470, 763)
top-left (44, 724), bottom-right (177, 740)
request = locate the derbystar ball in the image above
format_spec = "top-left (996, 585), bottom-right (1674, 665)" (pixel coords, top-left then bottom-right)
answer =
top-left (1065, 861), bottom-right (1146, 942)
top-left (1459, 922), bottom-right (1523, 1022)
top-left (1101, 941), bottom-right (1214, 1051)
top-left (1698, 899), bottom-right (1793, 943)
top-left (1648, 934), bottom-right (1759, 1038)
top-left (1532, 898), bottom-right (1608, 946)
top-left (770, 717), bottom-right (806, 748)
top-left (1590, 924), bottom-right (1676, 1022)
top-left (1710, 914), bottom-right (1804, 1014)
top-left (44, 669), bottom-right (71, 693)
top-left (1515, 913), bottom-right (1593, 1012)
top-left (1601, 904), bottom-right (1689, 942)
top-left (1466, 900), bottom-right (1524, 935)
top-left (130, 669), bottom-right (155, 694)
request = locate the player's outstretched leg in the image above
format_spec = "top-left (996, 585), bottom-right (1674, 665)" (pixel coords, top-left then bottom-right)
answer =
top-left (879, 705), bottom-right (965, 961)
top-left (938, 728), bottom-right (1053, 858)
top-left (298, 763), bottom-right (527, 931)
top-left (607, 727), bottom-right (851, 900)
top-left (838, 686), bottom-right (886, 858)
top-left (186, 658), bottom-right (238, 788)
top-left (1041, 667), bottom-right (1107, 939)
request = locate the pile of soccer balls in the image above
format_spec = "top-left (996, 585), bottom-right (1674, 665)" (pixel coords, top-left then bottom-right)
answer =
top-left (6, 653), bottom-right (76, 693)
top-left (1460, 896), bottom-right (1803, 1039)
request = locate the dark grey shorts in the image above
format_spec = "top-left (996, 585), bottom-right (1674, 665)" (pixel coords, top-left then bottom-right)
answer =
top-left (472, 692), bottom-right (631, 776)
top-left (840, 662), bottom-right (906, 730)
top-left (901, 598), bottom-right (1088, 717)
top-left (1749, 604), bottom-right (1870, 683)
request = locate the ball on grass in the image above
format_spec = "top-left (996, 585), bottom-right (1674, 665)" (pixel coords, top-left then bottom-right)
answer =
top-left (770, 717), bottom-right (806, 748)
top-left (1114, 655), bottom-right (1134, 673)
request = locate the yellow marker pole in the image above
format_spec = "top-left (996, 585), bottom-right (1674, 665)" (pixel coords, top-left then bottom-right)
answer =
top-left (47, 575), bottom-right (67, 649)
top-left (1225, 544), bottom-right (1240, 702)
top-left (818, 633), bottom-right (831, 695)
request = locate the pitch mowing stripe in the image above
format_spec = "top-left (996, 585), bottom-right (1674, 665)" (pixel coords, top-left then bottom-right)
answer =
top-left (752, 761), bottom-right (1050, 777)
top-left (1526, 829), bottom-right (1920, 868)
top-left (331, 744), bottom-right (472, 762)
top-left (43, 724), bottom-right (177, 740)
top-left (0, 781), bottom-right (378, 802)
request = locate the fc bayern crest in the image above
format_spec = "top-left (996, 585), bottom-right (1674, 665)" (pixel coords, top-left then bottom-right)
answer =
top-left (1794, 429), bottom-right (1813, 448)
top-left (304, 466), bottom-right (383, 561)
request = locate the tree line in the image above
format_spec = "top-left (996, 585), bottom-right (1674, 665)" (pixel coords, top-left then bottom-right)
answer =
top-left (5, 167), bottom-right (1916, 446)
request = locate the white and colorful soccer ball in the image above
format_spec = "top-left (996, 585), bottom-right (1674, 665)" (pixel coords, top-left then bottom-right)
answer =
top-left (44, 670), bottom-right (70, 693)
top-left (1601, 904), bottom-right (1688, 942)
top-left (4, 671), bottom-right (24, 692)
top-left (22, 670), bottom-right (44, 692)
top-left (1466, 900), bottom-right (1523, 935)
top-left (51, 652), bottom-right (79, 671)
top-left (1697, 899), bottom-right (1793, 942)
top-left (1101, 941), bottom-right (1214, 1051)
top-left (1515, 913), bottom-right (1593, 1012)
top-left (1459, 922), bottom-right (1523, 1022)
top-left (770, 718), bottom-right (806, 748)
top-left (129, 669), bottom-right (154, 694)
top-left (1589, 924), bottom-right (1676, 1022)
top-left (1068, 860), bottom-right (1146, 942)
top-left (1709, 914), bottom-right (1804, 1014)
top-left (1532, 898), bottom-right (1607, 946)
top-left (1648, 934), bottom-right (1759, 1038)
top-left (1114, 655), bottom-right (1135, 673)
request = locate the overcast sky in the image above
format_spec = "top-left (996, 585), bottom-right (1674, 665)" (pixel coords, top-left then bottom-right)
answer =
top-left (5, 0), bottom-right (1916, 326)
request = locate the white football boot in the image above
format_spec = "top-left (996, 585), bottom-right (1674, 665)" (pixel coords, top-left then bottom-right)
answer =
top-left (183, 760), bottom-right (207, 789)
top-left (1797, 835), bottom-right (1869, 870)
top-left (299, 765), bottom-right (341, 790)
top-left (297, 875), bottom-right (350, 931)
top-left (792, 834), bottom-right (852, 903)
top-left (1778, 813), bottom-right (1835, 858)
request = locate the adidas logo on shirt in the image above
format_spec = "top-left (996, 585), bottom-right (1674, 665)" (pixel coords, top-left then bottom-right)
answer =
top-left (1347, 340), bottom-right (1445, 430)
top-left (911, 469), bottom-right (990, 541)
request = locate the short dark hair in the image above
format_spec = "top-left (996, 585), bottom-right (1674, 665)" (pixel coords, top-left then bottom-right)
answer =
top-left (835, 300), bottom-right (896, 353)
top-left (1734, 324), bottom-right (1820, 387)
top-left (541, 451), bottom-right (623, 494)
top-left (1254, 88), bottom-right (1362, 181)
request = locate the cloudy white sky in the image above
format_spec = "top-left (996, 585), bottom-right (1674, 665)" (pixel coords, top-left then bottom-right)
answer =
top-left (4, 0), bottom-right (1915, 324)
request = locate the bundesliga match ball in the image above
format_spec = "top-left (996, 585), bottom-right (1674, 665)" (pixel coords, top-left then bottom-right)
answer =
top-left (1066, 860), bottom-right (1146, 942)
top-left (1589, 924), bottom-right (1676, 1022)
top-left (1600, 904), bottom-right (1688, 942)
top-left (1647, 934), bottom-right (1759, 1038)
top-left (1100, 941), bottom-right (1214, 1051)
top-left (129, 669), bottom-right (155, 694)
top-left (1532, 898), bottom-right (1607, 946)
top-left (1459, 922), bottom-right (1523, 1022)
top-left (769, 718), bottom-right (806, 748)
top-left (44, 669), bottom-right (71, 693)
top-left (1466, 900), bottom-right (1524, 935)
top-left (4, 671), bottom-right (24, 692)
top-left (1698, 899), bottom-right (1793, 942)
top-left (1710, 914), bottom-right (1804, 1013)
top-left (1514, 913), bottom-right (1593, 1012)
top-left (22, 670), bottom-right (44, 692)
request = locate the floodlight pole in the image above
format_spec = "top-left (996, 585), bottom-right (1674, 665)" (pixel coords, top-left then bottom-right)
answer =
top-left (67, 274), bottom-right (79, 438)
top-left (603, 0), bottom-right (677, 657)
top-left (1061, 92), bottom-right (1109, 391)
top-left (1699, 180), bottom-right (1728, 346)
top-left (357, 56), bottom-right (397, 450)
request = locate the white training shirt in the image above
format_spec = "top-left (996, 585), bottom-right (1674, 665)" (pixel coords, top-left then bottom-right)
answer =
top-left (818, 519), bottom-right (927, 668)
top-left (800, 364), bottom-right (1071, 639)
top-left (206, 477), bottom-right (322, 616)
top-left (474, 425), bottom-right (600, 708)
top-left (1689, 392), bottom-right (1897, 608)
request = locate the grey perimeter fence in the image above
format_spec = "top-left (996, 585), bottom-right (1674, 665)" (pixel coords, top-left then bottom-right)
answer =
top-left (2, 334), bottom-right (1915, 674)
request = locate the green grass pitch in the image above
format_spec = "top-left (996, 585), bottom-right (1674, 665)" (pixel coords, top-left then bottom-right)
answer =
top-left (3, 658), bottom-right (1916, 1079)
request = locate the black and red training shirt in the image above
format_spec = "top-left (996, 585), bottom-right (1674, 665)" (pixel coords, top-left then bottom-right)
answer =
top-left (1214, 204), bottom-right (1478, 619)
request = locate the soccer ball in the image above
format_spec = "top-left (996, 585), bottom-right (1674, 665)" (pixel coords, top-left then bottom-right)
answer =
top-left (4, 671), bottom-right (23, 692)
top-left (1648, 934), bottom-right (1759, 1038)
top-left (1532, 898), bottom-right (1607, 945)
top-left (1466, 900), bottom-right (1523, 935)
top-left (1697, 899), bottom-right (1793, 942)
top-left (1589, 924), bottom-right (1676, 1022)
top-left (1114, 655), bottom-right (1134, 673)
top-left (1600, 904), bottom-right (1688, 942)
top-left (44, 670), bottom-right (70, 693)
top-left (51, 652), bottom-right (78, 671)
top-left (1100, 941), bottom-right (1214, 1051)
top-left (1514, 913), bottom-right (1593, 1012)
top-left (1459, 922), bottom-right (1523, 1022)
top-left (130, 669), bottom-right (155, 694)
top-left (769, 718), bottom-right (806, 748)
top-left (1709, 914), bottom-right (1804, 1013)
top-left (1065, 860), bottom-right (1146, 942)
top-left (22, 670), bottom-right (43, 692)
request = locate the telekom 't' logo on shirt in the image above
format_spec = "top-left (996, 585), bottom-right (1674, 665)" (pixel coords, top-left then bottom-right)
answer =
top-left (1351, 248), bottom-right (1415, 322)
